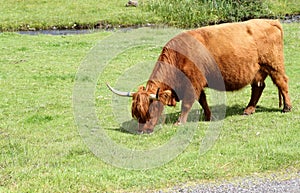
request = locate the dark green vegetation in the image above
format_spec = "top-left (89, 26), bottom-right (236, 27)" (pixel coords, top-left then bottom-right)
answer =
top-left (0, 0), bottom-right (299, 31)
top-left (0, 23), bottom-right (299, 192)
top-left (146, 0), bottom-right (300, 27)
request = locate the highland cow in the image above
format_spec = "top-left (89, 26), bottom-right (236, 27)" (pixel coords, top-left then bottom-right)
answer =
top-left (107, 19), bottom-right (292, 134)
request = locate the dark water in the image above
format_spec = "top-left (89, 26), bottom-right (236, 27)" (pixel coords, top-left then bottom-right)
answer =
top-left (17, 29), bottom-right (103, 36)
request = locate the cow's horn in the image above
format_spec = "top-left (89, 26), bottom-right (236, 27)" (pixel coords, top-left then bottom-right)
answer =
top-left (149, 88), bottom-right (160, 100)
top-left (106, 83), bottom-right (134, 97)
top-left (149, 94), bottom-right (157, 100)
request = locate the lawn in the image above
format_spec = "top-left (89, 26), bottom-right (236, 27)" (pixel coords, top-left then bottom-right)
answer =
top-left (0, 0), bottom-right (299, 30)
top-left (0, 0), bottom-right (156, 31)
top-left (0, 22), bottom-right (299, 192)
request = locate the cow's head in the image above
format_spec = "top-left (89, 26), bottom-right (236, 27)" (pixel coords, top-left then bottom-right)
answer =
top-left (106, 83), bottom-right (177, 134)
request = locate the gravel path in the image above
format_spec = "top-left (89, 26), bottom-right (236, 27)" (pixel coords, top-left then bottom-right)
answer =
top-left (156, 171), bottom-right (300, 193)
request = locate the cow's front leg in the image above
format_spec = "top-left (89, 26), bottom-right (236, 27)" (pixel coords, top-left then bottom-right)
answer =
top-left (199, 90), bottom-right (211, 121)
top-left (175, 97), bottom-right (195, 125)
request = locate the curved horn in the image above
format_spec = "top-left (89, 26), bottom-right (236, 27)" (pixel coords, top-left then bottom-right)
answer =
top-left (149, 94), bottom-right (157, 100)
top-left (106, 83), bottom-right (134, 97)
top-left (149, 88), bottom-right (160, 100)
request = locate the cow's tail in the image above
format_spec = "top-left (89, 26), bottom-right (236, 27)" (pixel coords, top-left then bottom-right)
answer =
top-left (278, 89), bottom-right (282, 108)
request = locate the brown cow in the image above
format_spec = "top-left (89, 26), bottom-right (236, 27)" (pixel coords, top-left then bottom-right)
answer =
top-left (107, 19), bottom-right (292, 134)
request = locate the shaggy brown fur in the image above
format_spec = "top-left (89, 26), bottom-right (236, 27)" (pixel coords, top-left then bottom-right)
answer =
top-left (128, 19), bottom-right (292, 133)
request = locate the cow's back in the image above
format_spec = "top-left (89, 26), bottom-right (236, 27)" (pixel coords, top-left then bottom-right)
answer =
top-left (186, 19), bottom-right (283, 91)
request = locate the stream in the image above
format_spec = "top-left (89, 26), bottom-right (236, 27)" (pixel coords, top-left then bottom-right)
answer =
top-left (13, 15), bottom-right (300, 36)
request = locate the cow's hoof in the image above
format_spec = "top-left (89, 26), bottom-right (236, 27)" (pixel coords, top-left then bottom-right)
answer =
top-left (282, 105), bottom-right (292, 113)
top-left (243, 112), bottom-right (250, 116)
top-left (174, 121), bottom-right (182, 126)
top-left (204, 116), bottom-right (212, 121)
top-left (243, 106), bottom-right (255, 115)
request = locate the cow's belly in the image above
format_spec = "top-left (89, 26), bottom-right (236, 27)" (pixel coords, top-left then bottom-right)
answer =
top-left (207, 54), bottom-right (260, 91)
top-left (222, 75), bottom-right (255, 91)
top-left (210, 44), bottom-right (260, 91)
top-left (221, 63), bottom-right (260, 91)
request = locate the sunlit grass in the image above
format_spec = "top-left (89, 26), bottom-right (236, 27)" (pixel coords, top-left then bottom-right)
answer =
top-left (0, 0), bottom-right (299, 31)
top-left (0, 23), bottom-right (299, 192)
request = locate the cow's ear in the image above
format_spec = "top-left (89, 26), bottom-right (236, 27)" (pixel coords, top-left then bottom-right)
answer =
top-left (137, 85), bottom-right (146, 91)
top-left (160, 90), bottom-right (177, 106)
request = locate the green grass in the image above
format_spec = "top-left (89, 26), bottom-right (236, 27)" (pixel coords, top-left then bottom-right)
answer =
top-left (0, 0), bottom-right (299, 31)
top-left (0, 23), bottom-right (299, 192)
top-left (0, 0), bottom-right (155, 31)
top-left (1, 1), bottom-right (299, 192)
top-left (269, 0), bottom-right (300, 15)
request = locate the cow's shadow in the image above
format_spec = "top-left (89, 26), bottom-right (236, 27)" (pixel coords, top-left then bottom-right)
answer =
top-left (109, 104), bottom-right (281, 135)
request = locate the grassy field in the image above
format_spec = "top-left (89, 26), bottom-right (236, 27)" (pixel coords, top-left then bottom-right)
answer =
top-left (0, 22), bottom-right (299, 192)
top-left (0, 0), bottom-right (299, 31)
top-left (1, 0), bottom-right (300, 192)
top-left (0, 0), bottom-right (155, 31)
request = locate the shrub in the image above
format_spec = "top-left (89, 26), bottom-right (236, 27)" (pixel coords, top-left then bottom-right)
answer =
top-left (145, 0), bottom-right (273, 28)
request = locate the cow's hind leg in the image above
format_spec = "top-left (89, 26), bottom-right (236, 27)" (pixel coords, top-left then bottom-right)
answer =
top-left (244, 70), bottom-right (267, 115)
top-left (199, 90), bottom-right (211, 121)
top-left (269, 71), bottom-right (292, 112)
